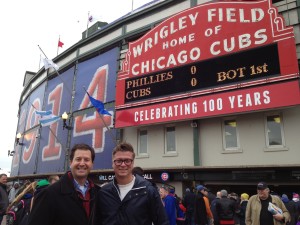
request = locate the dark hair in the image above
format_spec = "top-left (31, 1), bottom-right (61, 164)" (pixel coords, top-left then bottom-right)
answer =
top-left (48, 175), bottom-right (59, 183)
top-left (0, 174), bottom-right (7, 178)
top-left (132, 166), bottom-right (144, 176)
top-left (112, 142), bottom-right (135, 159)
top-left (70, 144), bottom-right (95, 162)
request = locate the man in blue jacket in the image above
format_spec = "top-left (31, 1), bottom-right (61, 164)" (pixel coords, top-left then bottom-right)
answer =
top-left (93, 142), bottom-right (169, 225)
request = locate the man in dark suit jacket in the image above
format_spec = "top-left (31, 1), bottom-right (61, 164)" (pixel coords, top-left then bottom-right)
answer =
top-left (28, 143), bottom-right (99, 225)
top-left (0, 173), bottom-right (9, 224)
top-left (183, 187), bottom-right (196, 225)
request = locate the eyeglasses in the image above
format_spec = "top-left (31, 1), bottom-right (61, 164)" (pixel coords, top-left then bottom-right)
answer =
top-left (113, 159), bottom-right (133, 166)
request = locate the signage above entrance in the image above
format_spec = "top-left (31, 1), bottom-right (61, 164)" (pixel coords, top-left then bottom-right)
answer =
top-left (115, 0), bottom-right (299, 128)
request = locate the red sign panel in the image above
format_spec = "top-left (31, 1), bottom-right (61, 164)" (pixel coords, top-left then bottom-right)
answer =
top-left (115, 0), bottom-right (299, 128)
top-left (116, 81), bottom-right (300, 127)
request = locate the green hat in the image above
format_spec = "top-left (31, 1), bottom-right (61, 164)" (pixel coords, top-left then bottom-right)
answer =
top-left (37, 179), bottom-right (50, 188)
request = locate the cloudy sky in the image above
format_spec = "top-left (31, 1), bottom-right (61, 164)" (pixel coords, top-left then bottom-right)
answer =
top-left (0, 0), bottom-right (154, 174)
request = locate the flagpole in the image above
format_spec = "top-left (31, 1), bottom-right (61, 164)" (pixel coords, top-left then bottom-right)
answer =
top-left (57, 35), bottom-right (60, 56)
top-left (38, 45), bottom-right (74, 97)
top-left (38, 54), bottom-right (42, 70)
top-left (86, 11), bottom-right (90, 38)
top-left (98, 112), bottom-right (117, 145)
top-left (132, 0), bottom-right (134, 11)
top-left (31, 102), bottom-right (68, 163)
top-left (47, 125), bottom-right (70, 172)
top-left (83, 86), bottom-right (117, 145)
top-left (48, 126), bottom-right (65, 151)
top-left (38, 45), bottom-right (49, 59)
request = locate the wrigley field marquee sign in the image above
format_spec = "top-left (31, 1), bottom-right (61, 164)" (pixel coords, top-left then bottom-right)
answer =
top-left (115, 0), bottom-right (300, 127)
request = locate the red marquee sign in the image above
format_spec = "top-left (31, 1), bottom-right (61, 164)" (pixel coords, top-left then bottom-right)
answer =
top-left (115, 0), bottom-right (299, 128)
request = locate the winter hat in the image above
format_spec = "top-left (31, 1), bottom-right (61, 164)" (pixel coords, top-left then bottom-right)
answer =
top-left (293, 193), bottom-right (299, 202)
top-left (281, 194), bottom-right (289, 203)
top-left (36, 179), bottom-right (50, 188)
top-left (34, 179), bottom-right (50, 195)
top-left (196, 185), bottom-right (208, 192)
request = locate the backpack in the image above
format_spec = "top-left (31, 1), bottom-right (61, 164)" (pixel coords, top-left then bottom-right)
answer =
top-left (6, 198), bottom-right (31, 225)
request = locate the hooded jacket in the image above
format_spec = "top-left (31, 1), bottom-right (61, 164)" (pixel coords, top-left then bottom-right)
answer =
top-left (93, 174), bottom-right (169, 225)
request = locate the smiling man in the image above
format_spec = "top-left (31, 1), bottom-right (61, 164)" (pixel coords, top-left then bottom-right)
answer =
top-left (28, 144), bottom-right (99, 225)
top-left (93, 142), bottom-right (169, 225)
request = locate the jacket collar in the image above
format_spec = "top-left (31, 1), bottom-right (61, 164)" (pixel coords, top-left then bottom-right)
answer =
top-left (59, 171), bottom-right (94, 195)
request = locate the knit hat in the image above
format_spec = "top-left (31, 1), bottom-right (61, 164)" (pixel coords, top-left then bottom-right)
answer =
top-left (281, 194), bottom-right (289, 203)
top-left (196, 185), bottom-right (208, 192)
top-left (34, 179), bottom-right (50, 195)
top-left (241, 193), bottom-right (249, 200)
top-left (36, 179), bottom-right (50, 188)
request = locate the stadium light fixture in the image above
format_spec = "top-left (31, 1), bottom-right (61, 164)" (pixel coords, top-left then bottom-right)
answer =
top-left (62, 112), bottom-right (72, 130)
top-left (15, 132), bottom-right (23, 145)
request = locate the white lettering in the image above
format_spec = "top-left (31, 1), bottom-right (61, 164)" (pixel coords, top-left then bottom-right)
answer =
top-left (134, 103), bottom-right (198, 122)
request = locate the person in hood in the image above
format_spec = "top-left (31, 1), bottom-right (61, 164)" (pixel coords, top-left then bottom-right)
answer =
top-left (8, 182), bottom-right (20, 203)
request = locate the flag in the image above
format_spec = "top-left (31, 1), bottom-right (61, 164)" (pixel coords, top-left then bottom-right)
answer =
top-left (35, 110), bottom-right (53, 116)
top-left (39, 115), bottom-right (61, 127)
top-left (42, 58), bottom-right (59, 70)
top-left (88, 14), bottom-right (99, 23)
top-left (35, 110), bottom-right (60, 127)
top-left (58, 40), bottom-right (64, 48)
top-left (88, 15), bottom-right (94, 23)
top-left (86, 91), bottom-right (112, 116)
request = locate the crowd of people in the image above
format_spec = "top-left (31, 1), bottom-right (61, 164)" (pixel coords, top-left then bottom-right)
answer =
top-left (0, 142), bottom-right (299, 225)
top-left (171, 181), bottom-right (300, 225)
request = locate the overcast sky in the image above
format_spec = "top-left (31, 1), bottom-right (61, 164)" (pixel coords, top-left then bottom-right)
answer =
top-left (0, 0), bottom-right (154, 174)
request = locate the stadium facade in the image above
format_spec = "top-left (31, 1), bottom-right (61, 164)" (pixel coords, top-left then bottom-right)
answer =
top-left (11, 0), bottom-right (300, 196)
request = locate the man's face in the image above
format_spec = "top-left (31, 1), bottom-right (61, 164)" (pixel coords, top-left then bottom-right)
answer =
top-left (201, 189), bottom-right (208, 196)
top-left (257, 188), bottom-right (269, 200)
top-left (112, 151), bottom-right (134, 179)
top-left (159, 188), bottom-right (168, 199)
top-left (0, 175), bottom-right (7, 184)
top-left (70, 149), bottom-right (93, 181)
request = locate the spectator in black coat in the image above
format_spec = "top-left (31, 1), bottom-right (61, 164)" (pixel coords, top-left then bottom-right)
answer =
top-left (216, 189), bottom-right (236, 225)
top-left (0, 173), bottom-right (9, 224)
top-left (238, 193), bottom-right (249, 225)
top-left (183, 187), bottom-right (196, 225)
top-left (27, 144), bottom-right (99, 225)
top-left (211, 191), bottom-right (221, 225)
